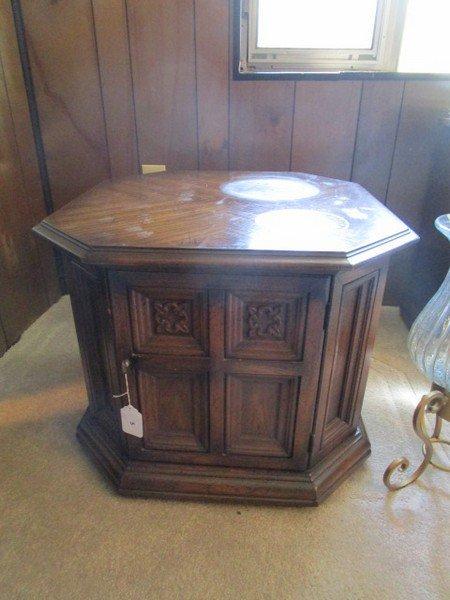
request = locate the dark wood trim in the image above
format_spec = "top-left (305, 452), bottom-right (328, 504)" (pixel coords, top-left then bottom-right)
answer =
top-left (234, 71), bottom-right (450, 83)
top-left (10, 0), bottom-right (65, 293)
top-left (89, 0), bottom-right (113, 181)
top-left (232, 0), bottom-right (450, 83)
top-left (10, 0), bottom-right (53, 216)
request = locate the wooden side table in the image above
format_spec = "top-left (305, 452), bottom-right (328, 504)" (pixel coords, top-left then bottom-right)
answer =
top-left (34, 171), bottom-right (418, 505)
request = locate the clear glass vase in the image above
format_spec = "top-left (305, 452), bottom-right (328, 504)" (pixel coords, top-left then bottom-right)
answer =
top-left (407, 214), bottom-right (450, 391)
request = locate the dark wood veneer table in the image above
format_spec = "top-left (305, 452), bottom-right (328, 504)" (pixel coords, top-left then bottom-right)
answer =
top-left (35, 171), bottom-right (417, 506)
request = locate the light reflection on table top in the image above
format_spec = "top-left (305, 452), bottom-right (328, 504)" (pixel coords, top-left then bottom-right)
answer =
top-left (221, 175), bottom-right (320, 202)
top-left (44, 171), bottom-right (412, 255)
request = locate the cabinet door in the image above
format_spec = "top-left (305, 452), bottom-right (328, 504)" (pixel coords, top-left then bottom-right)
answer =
top-left (109, 271), bottom-right (214, 463)
top-left (221, 277), bottom-right (329, 470)
top-left (109, 271), bottom-right (329, 469)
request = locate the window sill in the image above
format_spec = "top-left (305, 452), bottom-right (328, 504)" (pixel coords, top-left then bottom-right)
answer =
top-left (233, 68), bottom-right (450, 82)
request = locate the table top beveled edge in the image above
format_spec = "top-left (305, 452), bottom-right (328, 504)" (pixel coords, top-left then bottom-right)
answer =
top-left (33, 220), bottom-right (419, 274)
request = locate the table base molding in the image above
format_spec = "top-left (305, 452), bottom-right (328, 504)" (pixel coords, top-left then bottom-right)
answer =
top-left (77, 411), bottom-right (371, 507)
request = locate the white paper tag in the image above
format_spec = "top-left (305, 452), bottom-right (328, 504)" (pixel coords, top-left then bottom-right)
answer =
top-left (120, 405), bottom-right (143, 438)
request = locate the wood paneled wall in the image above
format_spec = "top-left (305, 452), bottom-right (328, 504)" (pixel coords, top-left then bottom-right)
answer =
top-left (386, 81), bottom-right (450, 322)
top-left (13, 0), bottom-right (450, 323)
top-left (0, 0), bottom-right (59, 356)
top-left (16, 1), bottom-right (402, 189)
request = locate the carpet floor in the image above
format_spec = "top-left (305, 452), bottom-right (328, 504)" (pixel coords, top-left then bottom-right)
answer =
top-left (0, 297), bottom-right (448, 600)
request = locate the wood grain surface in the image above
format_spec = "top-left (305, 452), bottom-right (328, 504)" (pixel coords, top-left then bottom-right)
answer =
top-left (0, 0), bottom-right (60, 353)
top-left (36, 171), bottom-right (415, 259)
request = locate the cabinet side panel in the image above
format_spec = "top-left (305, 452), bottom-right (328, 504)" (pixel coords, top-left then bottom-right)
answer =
top-left (311, 264), bottom-right (387, 462)
top-left (65, 259), bottom-right (120, 440)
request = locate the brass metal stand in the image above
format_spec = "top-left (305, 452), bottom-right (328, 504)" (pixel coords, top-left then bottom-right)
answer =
top-left (383, 386), bottom-right (450, 491)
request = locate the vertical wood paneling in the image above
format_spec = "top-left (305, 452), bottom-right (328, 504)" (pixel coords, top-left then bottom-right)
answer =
top-left (0, 0), bottom-right (46, 225)
top-left (229, 81), bottom-right (295, 170)
top-left (0, 53), bottom-right (49, 345)
top-left (352, 81), bottom-right (404, 202)
top-left (127, 0), bottom-right (198, 169)
top-left (0, 0), bottom-right (59, 304)
top-left (92, 0), bottom-right (139, 178)
top-left (20, 0), bottom-right (110, 209)
top-left (401, 122), bottom-right (450, 321)
top-left (195, 0), bottom-right (229, 170)
top-left (386, 81), bottom-right (450, 229)
top-left (291, 82), bottom-right (362, 179)
top-left (385, 80), bottom-right (450, 313)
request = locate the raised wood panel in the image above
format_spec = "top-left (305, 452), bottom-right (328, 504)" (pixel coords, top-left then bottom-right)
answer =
top-left (0, 52), bottom-right (49, 345)
top-left (138, 369), bottom-right (210, 453)
top-left (65, 261), bottom-right (110, 412)
top-left (129, 287), bottom-right (209, 356)
top-left (323, 281), bottom-right (368, 430)
top-left (92, 0), bottom-right (139, 177)
top-left (127, 0), bottom-right (198, 169)
top-left (352, 81), bottom-right (404, 202)
top-left (225, 374), bottom-right (299, 458)
top-left (291, 81), bottom-right (362, 179)
top-left (65, 259), bottom-right (123, 444)
top-left (20, 0), bottom-right (110, 209)
top-left (229, 81), bottom-right (295, 170)
top-left (315, 269), bottom-right (380, 457)
top-left (195, 0), bottom-right (229, 169)
top-left (226, 290), bottom-right (307, 361)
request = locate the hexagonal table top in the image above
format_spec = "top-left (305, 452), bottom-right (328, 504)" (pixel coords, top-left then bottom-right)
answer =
top-left (35, 171), bottom-right (418, 266)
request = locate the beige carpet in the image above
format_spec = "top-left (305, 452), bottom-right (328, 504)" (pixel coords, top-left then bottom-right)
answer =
top-left (0, 297), bottom-right (449, 600)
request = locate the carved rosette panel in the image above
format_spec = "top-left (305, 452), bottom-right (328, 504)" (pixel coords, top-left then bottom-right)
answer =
top-left (153, 301), bottom-right (191, 336)
top-left (246, 303), bottom-right (285, 339)
top-left (226, 291), bottom-right (306, 360)
top-left (128, 287), bottom-right (208, 356)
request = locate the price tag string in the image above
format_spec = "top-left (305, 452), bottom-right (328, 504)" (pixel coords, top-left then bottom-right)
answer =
top-left (112, 372), bottom-right (132, 406)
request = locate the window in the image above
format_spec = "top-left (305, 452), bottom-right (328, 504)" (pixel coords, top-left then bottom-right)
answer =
top-left (237, 0), bottom-right (450, 76)
top-left (397, 0), bottom-right (450, 73)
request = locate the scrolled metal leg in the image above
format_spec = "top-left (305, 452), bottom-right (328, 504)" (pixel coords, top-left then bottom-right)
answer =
top-left (383, 390), bottom-right (449, 491)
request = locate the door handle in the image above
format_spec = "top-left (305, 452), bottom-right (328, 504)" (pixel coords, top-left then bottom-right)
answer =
top-left (113, 357), bottom-right (134, 403)
top-left (113, 357), bottom-right (143, 438)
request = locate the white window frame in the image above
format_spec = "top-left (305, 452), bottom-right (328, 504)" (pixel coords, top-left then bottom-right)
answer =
top-left (238, 0), bottom-right (408, 73)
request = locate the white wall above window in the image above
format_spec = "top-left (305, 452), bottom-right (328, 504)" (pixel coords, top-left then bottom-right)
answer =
top-left (237, 0), bottom-right (450, 76)
top-left (398, 0), bottom-right (450, 73)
